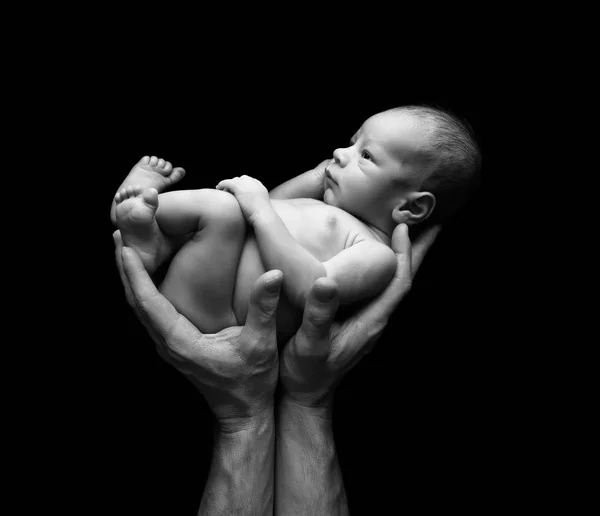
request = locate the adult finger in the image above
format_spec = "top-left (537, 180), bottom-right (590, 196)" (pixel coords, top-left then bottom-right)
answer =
top-left (121, 246), bottom-right (204, 359)
top-left (355, 224), bottom-right (414, 329)
top-left (113, 231), bottom-right (135, 309)
top-left (121, 246), bottom-right (188, 342)
top-left (114, 231), bottom-right (165, 345)
top-left (335, 225), bottom-right (442, 360)
top-left (294, 278), bottom-right (339, 357)
top-left (242, 269), bottom-right (283, 350)
top-left (411, 225), bottom-right (441, 276)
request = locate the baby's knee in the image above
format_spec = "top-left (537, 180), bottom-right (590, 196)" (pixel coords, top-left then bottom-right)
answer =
top-left (204, 189), bottom-right (245, 233)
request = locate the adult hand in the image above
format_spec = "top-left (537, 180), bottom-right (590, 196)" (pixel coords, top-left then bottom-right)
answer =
top-left (279, 223), bottom-right (441, 408)
top-left (113, 230), bottom-right (282, 429)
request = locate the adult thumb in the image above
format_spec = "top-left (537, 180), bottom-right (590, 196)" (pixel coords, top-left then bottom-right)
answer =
top-left (244, 269), bottom-right (283, 337)
top-left (295, 278), bottom-right (339, 356)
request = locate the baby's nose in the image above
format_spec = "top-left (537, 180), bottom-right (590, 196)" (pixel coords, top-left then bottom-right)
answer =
top-left (332, 147), bottom-right (348, 166)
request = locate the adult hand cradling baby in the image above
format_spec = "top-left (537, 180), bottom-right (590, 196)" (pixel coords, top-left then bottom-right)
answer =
top-left (113, 222), bottom-right (439, 514)
top-left (279, 223), bottom-right (440, 409)
top-left (114, 229), bottom-right (281, 430)
top-left (111, 100), bottom-right (480, 514)
top-left (114, 223), bottom-right (439, 417)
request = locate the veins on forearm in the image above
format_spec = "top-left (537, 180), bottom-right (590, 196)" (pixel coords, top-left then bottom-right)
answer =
top-left (199, 411), bottom-right (275, 516)
top-left (275, 401), bottom-right (348, 515)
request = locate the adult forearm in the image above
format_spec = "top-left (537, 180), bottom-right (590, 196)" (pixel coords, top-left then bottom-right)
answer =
top-left (199, 409), bottom-right (275, 516)
top-left (275, 399), bottom-right (348, 516)
top-left (252, 207), bottom-right (326, 307)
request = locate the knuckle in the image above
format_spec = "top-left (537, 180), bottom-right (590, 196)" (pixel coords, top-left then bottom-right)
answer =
top-left (165, 337), bottom-right (193, 361)
top-left (258, 300), bottom-right (278, 319)
top-left (307, 307), bottom-right (333, 327)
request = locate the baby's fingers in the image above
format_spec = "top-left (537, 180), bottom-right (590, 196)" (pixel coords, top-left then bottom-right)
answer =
top-left (216, 178), bottom-right (239, 192)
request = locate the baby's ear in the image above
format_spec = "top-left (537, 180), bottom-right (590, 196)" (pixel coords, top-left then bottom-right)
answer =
top-left (391, 191), bottom-right (436, 225)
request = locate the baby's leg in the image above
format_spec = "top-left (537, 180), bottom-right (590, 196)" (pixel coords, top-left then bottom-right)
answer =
top-left (157, 189), bottom-right (247, 333)
top-left (111, 156), bottom-right (186, 225)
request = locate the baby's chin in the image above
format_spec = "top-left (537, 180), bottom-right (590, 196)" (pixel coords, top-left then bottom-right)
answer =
top-left (323, 187), bottom-right (336, 206)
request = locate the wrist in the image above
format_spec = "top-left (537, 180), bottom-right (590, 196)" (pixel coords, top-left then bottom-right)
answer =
top-left (217, 404), bottom-right (275, 436)
top-left (249, 203), bottom-right (276, 228)
top-left (279, 392), bottom-right (334, 419)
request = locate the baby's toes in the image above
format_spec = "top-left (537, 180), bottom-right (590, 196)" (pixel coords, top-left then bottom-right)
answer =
top-left (169, 166), bottom-right (185, 182)
top-left (142, 188), bottom-right (159, 207)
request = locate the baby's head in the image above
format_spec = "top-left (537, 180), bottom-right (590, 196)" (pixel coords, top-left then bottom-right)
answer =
top-left (323, 105), bottom-right (481, 237)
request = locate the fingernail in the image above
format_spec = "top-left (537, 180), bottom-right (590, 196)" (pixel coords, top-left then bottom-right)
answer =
top-left (315, 283), bottom-right (335, 301)
top-left (266, 275), bottom-right (282, 293)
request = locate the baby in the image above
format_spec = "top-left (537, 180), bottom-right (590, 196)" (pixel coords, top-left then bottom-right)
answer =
top-left (111, 105), bottom-right (480, 341)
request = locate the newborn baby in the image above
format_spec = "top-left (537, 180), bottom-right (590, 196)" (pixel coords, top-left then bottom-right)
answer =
top-left (112, 105), bottom-right (480, 341)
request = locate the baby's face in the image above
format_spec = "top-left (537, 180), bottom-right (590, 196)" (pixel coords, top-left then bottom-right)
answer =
top-left (323, 110), bottom-right (430, 220)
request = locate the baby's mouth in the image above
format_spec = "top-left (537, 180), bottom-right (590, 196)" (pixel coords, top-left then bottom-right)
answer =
top-left (325, 169), bottom-right (337, 185)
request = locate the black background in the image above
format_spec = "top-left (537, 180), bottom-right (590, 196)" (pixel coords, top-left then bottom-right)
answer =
top-left (86, 77), bottom-right (485, 514)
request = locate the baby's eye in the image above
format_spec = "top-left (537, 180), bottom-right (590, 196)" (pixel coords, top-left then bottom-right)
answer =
top-left (361, 150), bottom-right (374, 161)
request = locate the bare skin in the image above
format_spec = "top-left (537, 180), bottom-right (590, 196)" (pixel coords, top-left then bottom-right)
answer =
top-left (109, 155), bottom-right (186, 225)
top-left (113, 110), bottom-right (439, 338)
top-left (113, 186), bottom-right (167, 272)
top-left (114, 234), bottom-right (281, 515)
top-left (114, 174), bottom-right (397, 338)
top-left (113, 222), bottom-right (441, 515)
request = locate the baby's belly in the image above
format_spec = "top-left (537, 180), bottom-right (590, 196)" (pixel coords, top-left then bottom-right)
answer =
top-left (233, 230), bottom-right (302, 344)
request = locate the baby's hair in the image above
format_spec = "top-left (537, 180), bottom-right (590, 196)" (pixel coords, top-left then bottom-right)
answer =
top-left (393, 104), bottom-right (481, 229)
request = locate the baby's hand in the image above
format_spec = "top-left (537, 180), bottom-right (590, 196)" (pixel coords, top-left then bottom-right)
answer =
top-left (216, 175), bottom-right (271, 223)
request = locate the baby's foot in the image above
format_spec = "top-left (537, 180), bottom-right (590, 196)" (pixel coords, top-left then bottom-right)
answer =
top-left (111, 156), bottom-right (185, 224)
top-left (126, 155), bottom-right (186, 191)
top-left (114, 186), bottom-right (164, 273)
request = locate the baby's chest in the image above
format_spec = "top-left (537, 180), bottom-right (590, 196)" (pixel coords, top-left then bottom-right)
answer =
top-left (273, 201), bottom-right (360, 261)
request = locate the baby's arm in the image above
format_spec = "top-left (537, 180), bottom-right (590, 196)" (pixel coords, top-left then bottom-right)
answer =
top-left (217, 175), bottom-right (396, 309)
top-left (322, 238), bottom-right (397, 305)
top-left (269, 159), bottom-right (330, 200)
top-left (253, 210), bottom-right (396, 308)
